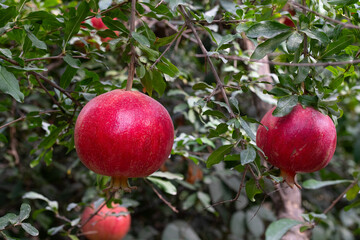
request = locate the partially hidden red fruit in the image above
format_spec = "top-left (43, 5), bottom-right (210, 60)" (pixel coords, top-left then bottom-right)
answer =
top-left (256, 104), bottom-right (337, 188)
top-left (81, 203), bottom-right (130, 240)
top-left (74, 90), bottom-right (174, 190)
top-left (91, 18), bottom-right (108, 30)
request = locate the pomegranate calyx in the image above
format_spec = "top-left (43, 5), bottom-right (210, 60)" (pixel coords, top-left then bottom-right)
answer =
top-left (280, 169), bottom-right (302, 189)
top-left (104, 177), bottom-right (137, 193)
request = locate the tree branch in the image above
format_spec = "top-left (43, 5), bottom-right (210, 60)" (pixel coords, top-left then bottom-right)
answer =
top-left (179, 5), bottom-right (236, 118)
top-left (126, 0), bottom-right (137, 91)
top-left (195, 53), bottom-right (360, 67)
top-left (145, 179), bottom-right (179, 213)
top-left (290, 1), bottom-right (360, 30)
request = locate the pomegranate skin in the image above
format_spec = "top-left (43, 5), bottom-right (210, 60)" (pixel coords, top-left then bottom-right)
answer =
top-left (91, 18), bottom-right (107, 30)
top-left (256, 104), bottom-right (337, 187)
top-left (81, 204), bottom-right (130, 240)
top-left (74, 90), bottom-right (174, 179)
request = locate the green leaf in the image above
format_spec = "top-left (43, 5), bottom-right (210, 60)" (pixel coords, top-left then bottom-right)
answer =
top-left (245, 178), bottom-right (264, 202)
top-left (251, 31), bottom-right (292, 60)
top-left (299, 95), bottom-right (318, 108)
top-left (329, 74), bottom-right (344, 90)
top-left (328, 0), bottom-right (358, 6)
top-left (246, 21), bottom-right (291, 38)
top-left (25, 28), bottom-right (47, 50)
top-left (64, 1), bottom-right (89, 46)
top-left (204, 5), bottom-right (219, 23)
top-left (272, 95), bottom-right (298, 117)
top-left (21, 223), bottom-right (39, 236)
top-left (26, 11), bottom-right (63, 28)
top-left (265, 218), bottom-right (302, 240)
top-left (202, 110), bottom-right (226, 119)
top-left (239, 117), bottom-right (256, 142)
top-left (267, 87), bottom-right (291, 97)
top-left (344, 199), bottom-right (360, 211)
top-left (147, 177), bottom-right (177, 195)
top-left (157, 60), bottom-right (179, 77)
top-left (150, 171), bottom-right (183, 180)
top-left (132, 31), bottom-right (150, 47)
top-left (19, 203), bottom-right (31, 222)
top-left (164, 0), bottom-right (186, 11)
top-left (155, 33), bottom-right (178, 47)
top-left (206, 144), bottom-right (234, 168)
top-left (320, 35), bottom-right (355, 59)
top-left (60, 66), bottom-right (77, 89)
top-left (102, 16), bottom-right (129, 34)
top-left (63, 55), bottom-right (81, 69)
top-left (0, 213), bottom-right (18, 230)
top-left (0, 66), bottom-right (24, 102)
top-left (240, 146), bottom-right (256, 165)
top-left (0, 48), bottom-right (12, 58)
top-left (193, 82), bottom-right (213, 90)
top-left (38, 125), bottom-right (66, 149)
top-left (286, 32), bottom-right (303, 52)
top-left (0, 6), bottom-right (16, 28)
top-left (302, 29), bottom-right (329, 44)
top-left (303, 179), bottom-right (352, 189)
top-left (197, 192), bottom-right (215, 213)
top-left (294, 61), bottom-right (310, 84)
top-left (152, 70), bottom-right (166, 96)
top-left (23, 191), bottom-right (59, 212)
top-left (346, 183), bottom-right (359, 201)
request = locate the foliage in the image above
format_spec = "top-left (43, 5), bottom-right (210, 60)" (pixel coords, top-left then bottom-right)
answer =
top-left (0, 0), bottom-right (360, 239)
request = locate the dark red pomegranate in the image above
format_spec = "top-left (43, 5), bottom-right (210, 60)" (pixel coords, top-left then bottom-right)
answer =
top-left (74, 90), bottom-right (174, 190)
top-left (81, 203), bottom-right (130, 240)
top-left (256, 104), bottom-right (337, 188)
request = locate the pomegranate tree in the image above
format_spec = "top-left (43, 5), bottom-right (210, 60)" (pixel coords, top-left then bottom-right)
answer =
top-left (256, 104), bottom-right (337, 188)
top-left (81, 203), bottom-right (130, 240)
top-left (74, 90), bottom-right (174, 190)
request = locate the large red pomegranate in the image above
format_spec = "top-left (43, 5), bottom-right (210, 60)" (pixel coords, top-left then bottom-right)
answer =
top-left (256, 104), bottom-right (337, 188)
top-left (74, 90), bottom-right (174, 190)
top-left (81, 203), bottom-right (131, 240)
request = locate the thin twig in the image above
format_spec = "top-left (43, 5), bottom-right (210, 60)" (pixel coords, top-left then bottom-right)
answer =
top-left (290, 1), bottom-right (360, 30)
top-left (0, 110), bottom-right (60, 130)
top-left (84, 2), bottom-right (129, 21)
top-left (195, 53), bottom-right (360, 67)
top-left (126, 0), bottom-right (137, 91)
top-left (150, 24), bottom-right (187, 70)
top-left (323, 177), bottom-right (359, 215)
top-left (301, 0), bottom-right (308, 57)
top-left (179, 5), bottom-right (236, 118)
top-left (164, 20), bottom-right (197, 44)
top-left (145, 179), bottom-right (179, 213)
top-left (80, 191), bottom-right (116, 228)
top-left (8, 100), bottom-right (20, 165)
top-left (25, 55), bottom-right (89, 62)
top-left (207, 165), bottom-right (249, 208)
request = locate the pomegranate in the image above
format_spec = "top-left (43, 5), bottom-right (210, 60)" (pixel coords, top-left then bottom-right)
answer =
top-left (91, 17), bottom-right (107, 30)
top-left (74, 90), bottom-right (174, 190)
top-left (256, 104), bottom-right (337, 188)
top-left (81, 203), bottom-right (131, 240)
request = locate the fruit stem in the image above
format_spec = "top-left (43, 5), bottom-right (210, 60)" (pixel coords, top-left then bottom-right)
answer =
top-left (280, 170), bottom-right (302, 189)
top-left (105, 176), bottom-right (137, 193)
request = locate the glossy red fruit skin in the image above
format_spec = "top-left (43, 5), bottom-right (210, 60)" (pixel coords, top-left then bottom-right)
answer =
top-left (91, 18), bottom-right (107, 30)
top-left (81, 204), bottom-right (130, 240)
top-left (256, 104), bottom-right (337, 186)
top-left (74, 90), bottom-right (174, 179)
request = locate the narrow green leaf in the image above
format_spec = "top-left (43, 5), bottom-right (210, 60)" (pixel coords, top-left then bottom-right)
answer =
top-left (64, 1), bottom-right (89, 46)
top-left (19, 203), bottom-right (31, 222)
top-left (344, 199), bottom-right (360, 211)
top-left (147, 177), bottom-right (177, 195)
top-left (0, 66), bottom-right (24, 102)
top-left (202, 110), bottom-right (226, 119)
top-left (60, 66), bottom-right (77, 89)
top-left (0, 213), bottom-right (18, 230)
top-left (193, 82), bottom-right (213, 90)
top-left (245, 178), bottom-right (264, 202)
top-left (157, 60), bottom-right (179, 77)
top-left (265, 219), bottom-right (302, 240)
top-left (328, 0), bottom-right (358, 6)
top-left (26, 30), bottom-right (47, 50)
top-left (246, 21), bottom-right (291, 38)
top-left (0, 6), bottom-right (16, 28)
top-left (0, 48), bottom-right (12, 58)
top-left (155, 33), bottom-right (178, 47)
top-left (346, 183), bottom-right (359, 201)
top-left (303, 179), bottom-right (352, 189)
top-left (102, 16), bottom-right (129, 34)
top-left (320, 35), bottom-right (355, 59)
top-left (272, 95), bottom-right (298, 117)
top-left (132, 31), bottom-right (150, 47)
top-left (302, 29), bottom-right (329, 44)
top-left (240, 146), bottom-right (256, 165)
top-left (23, 191), bottom-right (59, 211)
top-left (152, 69), bottom-right (166, 96)
top-left (204, 5), bottom-right (219, 23)
top-left (38, 125), bottom-right (66, 149)
top-left (286, 32), bottom-right (303, 52)
top-left (239, 117), bottom-right (256, 142)
top-left (329, 74), bottom-right (344, 90)
top-left (251, 31), bottom-right (292, 60)
top-left (206, 144), bottom-right (234, 168)
top-left (21, 223), bottom-right (39, 236)
top-left (294, 61), bottom-right (310, 84)
top-left (150, 171), bottom-right (183, 180)
top-left (63, 55), bottom-right (80, 69)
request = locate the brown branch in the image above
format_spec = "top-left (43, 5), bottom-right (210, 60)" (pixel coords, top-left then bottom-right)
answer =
top-left (145, 179), bottom-right (179, 213)
top-left (150, 24), bottom-right (187, 70)
top-left (0, 55), bottom-right (20, 66)
top-left (126, 0), bottom-right (137, 91)
top-left (179, 5), bottom-right (236, 118)
top-left (195, 53), bottom-right (360, 67)
top-left (290, 1), bottom-right (360, 30)
top-left (80, 192), bottom-right (116, 228)
top-left (207, 165), bottom-right (249, 208)
top-left (8, 100), bottom-right (20, 165)
top-left (301, 0), bottom-right (308, 57)
top-left (323, 177), bottom-right (359, 215)
top-left (25, 54), bottom-right (89, 62)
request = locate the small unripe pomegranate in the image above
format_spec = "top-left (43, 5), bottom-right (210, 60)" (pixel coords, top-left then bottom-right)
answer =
top-left (74, 90), bottom-right (174, 190)
top-left (81, 203), bottom-right (130, 240)
top-left (256, 104), bottom-right (337, 188)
